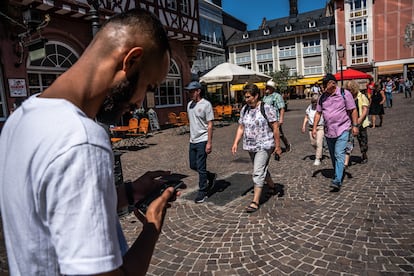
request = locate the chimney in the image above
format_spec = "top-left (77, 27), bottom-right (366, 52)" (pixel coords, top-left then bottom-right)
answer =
top-left (259, 17), bottom-right (267, 30)
top-left (289, 0), bottom-right (298, 18)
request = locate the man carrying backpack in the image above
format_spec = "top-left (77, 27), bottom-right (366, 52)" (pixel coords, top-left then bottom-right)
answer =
top-left (312, 74), bottom-right (359, 192)
top-left (262, 80), bottom-right (292, 154)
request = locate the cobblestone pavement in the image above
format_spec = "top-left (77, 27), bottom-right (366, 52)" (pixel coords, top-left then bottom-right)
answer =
top-left (1, 93), bottom-right (413, 275)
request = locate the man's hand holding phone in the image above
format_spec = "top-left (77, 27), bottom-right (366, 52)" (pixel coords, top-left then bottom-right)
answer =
top-left (137, 183), bottom-right (182, 232)
top-left (129, 171), bottom-right (186, 231)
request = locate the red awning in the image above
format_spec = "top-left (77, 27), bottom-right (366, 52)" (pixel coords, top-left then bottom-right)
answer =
top-left (334, 68), bottom-right (372, 80)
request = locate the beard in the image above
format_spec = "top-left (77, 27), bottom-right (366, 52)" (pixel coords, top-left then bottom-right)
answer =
top-left (96, 72), bottom-right (140, 125)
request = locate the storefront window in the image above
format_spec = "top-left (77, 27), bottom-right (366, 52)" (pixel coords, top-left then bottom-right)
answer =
top-left (155, 59), bottom-right (182, 107)
top-left (27, 41), bottom-right (79, 95)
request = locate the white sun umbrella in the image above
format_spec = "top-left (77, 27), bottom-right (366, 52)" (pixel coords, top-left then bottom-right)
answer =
top-left (199, 62), bottom-right (271, 103)
top-left (200, 62), bottom-right (271, 84)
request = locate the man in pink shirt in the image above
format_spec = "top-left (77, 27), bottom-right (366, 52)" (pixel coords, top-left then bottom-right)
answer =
top-left (312, 74), bottom-right (359, 192)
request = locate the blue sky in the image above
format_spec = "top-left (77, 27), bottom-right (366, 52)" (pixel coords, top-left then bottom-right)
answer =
top-left (222, 0), bottom-right (329, 30)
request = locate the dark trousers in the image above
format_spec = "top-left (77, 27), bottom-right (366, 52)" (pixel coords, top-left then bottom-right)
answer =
top-left (279, 125), bottom-right (289, 147)
top-left (357, 127), bottom-right (368, 154)
top-left (189, 141), bottom-right (209, 192)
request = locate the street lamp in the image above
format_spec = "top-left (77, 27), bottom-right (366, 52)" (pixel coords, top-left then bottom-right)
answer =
top-left (87, 0), bottom-right (100, 36)
top-left (337, 44), bottom-right (345, 87)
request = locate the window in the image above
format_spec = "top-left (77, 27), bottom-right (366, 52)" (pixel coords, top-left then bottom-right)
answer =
top-left (304, 65), bottom-right (322, 75)
top-left (155, 60), bottom-right (182, 107)
top-left (167, 0), bottom-right (177, 10)
top-left (351, 19), bottom-right (368, 41)
top-left (258, 62), bottom-right (273, 74)
top-left (350, 0), bottom-right (367, 11)
top-left (200, 17), bottom-right (223, 46)
top-left (308, 21), bottom-right (316, 28)
top-left (263, 28), bottom-right (270, 36)
top-left (27, 41), bottom-right (79, 95)
top-left (288, 68), bottom-right (297, 76)
top-left (180, 0), bottom-right (189, 14)
top-left (257, 52), bottom-right (272, 61)
top-left (279, 45), bottom-right (296, 58)
top-left (351, 42), bottom-right (368, 64)
top-left (349, 0), bottom-right (367, 17)
top-left (242, 32), bottom-right (249, 39)
top-left (285, 25), bottom-right (292, 32)
top-left (303, 40), bottom-right (321, 55)
top-left (236, 55), bottom-right (251, 64)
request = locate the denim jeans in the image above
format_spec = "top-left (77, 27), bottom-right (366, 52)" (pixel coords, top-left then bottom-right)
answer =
top-left (326, 130), bottom-right (349, 186)
top-left (385, 92), bottom-right (392, 108)
top-left (189, 141), bottom-right (209, 192)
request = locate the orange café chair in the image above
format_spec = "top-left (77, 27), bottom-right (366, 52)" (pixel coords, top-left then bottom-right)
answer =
top-left (138, 118), bottom-right (150, 135)
top-left (128, 118), bottom-right (139, 134)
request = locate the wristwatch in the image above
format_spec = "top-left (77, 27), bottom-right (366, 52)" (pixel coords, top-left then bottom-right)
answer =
top-left (352, 123), bottom-right (359, 127)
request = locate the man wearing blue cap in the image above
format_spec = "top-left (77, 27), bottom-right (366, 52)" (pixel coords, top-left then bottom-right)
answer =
top-left (184, 81), bottom-right (216, 203)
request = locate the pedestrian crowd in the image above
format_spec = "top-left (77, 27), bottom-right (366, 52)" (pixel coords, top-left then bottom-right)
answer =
top-left (0, 7), bottom-right (411, 273)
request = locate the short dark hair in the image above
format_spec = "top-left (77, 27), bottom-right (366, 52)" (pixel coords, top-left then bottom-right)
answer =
top-left (101, 8), bottom-right (171, 55)
top-left (322, 73), bottom-right (337, 86)
top-left (243, 83), bottom-right (260, 97)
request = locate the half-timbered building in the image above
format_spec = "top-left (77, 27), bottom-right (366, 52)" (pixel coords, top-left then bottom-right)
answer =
top-left (0, 0), bottom-right (201, 128)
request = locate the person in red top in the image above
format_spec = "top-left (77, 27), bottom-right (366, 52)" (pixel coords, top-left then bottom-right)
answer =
top-left (366, 77), bottom-right (375, 100)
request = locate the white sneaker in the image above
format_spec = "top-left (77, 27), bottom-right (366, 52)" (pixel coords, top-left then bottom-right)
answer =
top-left (313, 159), bottom-right (321, 166)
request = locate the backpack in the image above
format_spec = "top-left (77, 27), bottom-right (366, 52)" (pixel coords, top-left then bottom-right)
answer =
top-left (319, 88), bottom-right (355, 119)
top-left (241, 102), bottom-right (273, 130)
top-left (319, 88), bottom-right (345, 108)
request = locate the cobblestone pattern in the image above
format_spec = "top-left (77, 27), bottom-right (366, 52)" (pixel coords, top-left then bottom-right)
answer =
top-left (1, 94), bottom-right (413, 275)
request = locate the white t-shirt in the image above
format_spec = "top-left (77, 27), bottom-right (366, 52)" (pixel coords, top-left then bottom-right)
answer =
top-left (0, 95), bottom-right (123, 275)
top-left (311, 85), bottom-right (321, 95)
top-left (306, 104), bottom-right (324, 126)
top-left (187, 98), bottom-right (214, 144)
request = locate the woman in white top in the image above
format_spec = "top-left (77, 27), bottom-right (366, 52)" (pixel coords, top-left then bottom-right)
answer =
top-left (301, 94), bottom-right (325, 165)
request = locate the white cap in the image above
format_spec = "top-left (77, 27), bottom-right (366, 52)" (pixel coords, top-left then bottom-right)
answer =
top-left (266, 80), bottom-right (276, 90)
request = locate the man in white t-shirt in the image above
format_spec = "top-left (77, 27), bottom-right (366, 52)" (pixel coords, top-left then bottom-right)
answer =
top-left (311, 83), bottom-right (321, 95)
top-left (0, 9), bottom-right (182, 275)
top-left (185, 81), bottom-right (216, 203)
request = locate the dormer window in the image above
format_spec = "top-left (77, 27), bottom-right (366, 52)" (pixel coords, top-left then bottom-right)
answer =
top-left (242, 32), bottom-right (249, 39)
top-left (285, 25), bottom-right (292, 32)
top-left (309, 20), bottom-right (316, 28)
top-left (263, 27), bottom-right (270, 36)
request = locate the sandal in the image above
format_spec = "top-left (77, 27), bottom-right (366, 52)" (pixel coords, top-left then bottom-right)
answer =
top-left (246, 201), bottom-right (259, 213)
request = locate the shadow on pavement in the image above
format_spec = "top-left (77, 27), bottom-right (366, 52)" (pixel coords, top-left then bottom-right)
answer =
top-left (302, 154), bottom-right (330, 161)
top-left (182, 173), bottom-right (285, 207)
top-left (312, 168), bottom-right (353, 179)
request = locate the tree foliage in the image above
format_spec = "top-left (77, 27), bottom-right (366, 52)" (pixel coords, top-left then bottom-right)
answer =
top-left (269, 64), bottom-right (296, 93)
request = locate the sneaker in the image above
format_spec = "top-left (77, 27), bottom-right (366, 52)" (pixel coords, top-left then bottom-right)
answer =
top-left (207, 172), bottom-right (217, 192)
top-left (194, 192), bottom-right (207, 203)
top-left (329, 183), bottom-right (341, 193)
top-left (313, 159), bottom-right (321, 166)
top-left (330, 187), bottom-right (340, 193)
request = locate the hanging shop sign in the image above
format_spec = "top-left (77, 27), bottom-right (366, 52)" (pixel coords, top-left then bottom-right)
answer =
top-left (8, 78), bottom-right (27, 97)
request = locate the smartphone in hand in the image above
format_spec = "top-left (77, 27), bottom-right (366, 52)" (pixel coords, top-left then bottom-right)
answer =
top-left (135, 180), bottom-right (185, 216)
